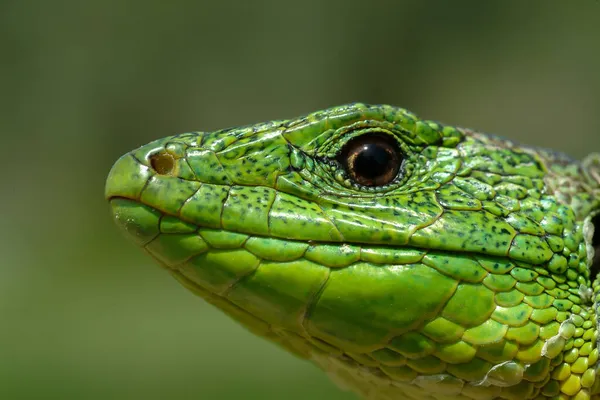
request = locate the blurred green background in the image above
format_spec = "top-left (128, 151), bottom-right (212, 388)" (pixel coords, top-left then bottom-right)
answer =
top-left (2, 1), bottom-right (600, 399)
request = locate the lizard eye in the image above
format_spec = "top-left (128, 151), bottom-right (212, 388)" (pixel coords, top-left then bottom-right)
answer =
top-left (338, 133), bottom-right (402, 187)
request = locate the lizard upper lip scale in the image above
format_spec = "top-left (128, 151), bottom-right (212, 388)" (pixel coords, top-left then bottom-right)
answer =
top-left (106, 103), bottom-right (600, 400)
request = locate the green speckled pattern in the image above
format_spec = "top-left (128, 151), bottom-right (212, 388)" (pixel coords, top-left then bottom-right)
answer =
top-left (105, 103), bottom-right (600, 400)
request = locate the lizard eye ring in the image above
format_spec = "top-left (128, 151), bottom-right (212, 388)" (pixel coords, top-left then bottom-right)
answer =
top-left (337, 133), bottom-right (402, 187)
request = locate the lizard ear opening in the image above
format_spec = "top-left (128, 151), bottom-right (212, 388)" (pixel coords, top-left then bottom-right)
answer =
top-left (591, 213), bottom-right (600, 283)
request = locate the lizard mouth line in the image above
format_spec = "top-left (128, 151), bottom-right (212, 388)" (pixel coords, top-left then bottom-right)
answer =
top-left (109, 195), bottom-right (507, 262)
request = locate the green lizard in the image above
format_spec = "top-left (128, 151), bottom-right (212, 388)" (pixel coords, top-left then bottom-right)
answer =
top-left (105, 103), bottom-right (600, 400)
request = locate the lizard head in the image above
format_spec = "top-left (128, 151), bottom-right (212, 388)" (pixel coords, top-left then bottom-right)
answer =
top-left (106, 103), bottom-right (600, 399)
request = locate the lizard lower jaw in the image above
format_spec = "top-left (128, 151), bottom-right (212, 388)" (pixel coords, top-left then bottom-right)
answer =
top-left (109, 197), bottom-right (162, 247)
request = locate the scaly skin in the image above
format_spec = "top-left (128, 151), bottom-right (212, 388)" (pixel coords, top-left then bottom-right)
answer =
top-left (105, 104), bottom-right (600, 400)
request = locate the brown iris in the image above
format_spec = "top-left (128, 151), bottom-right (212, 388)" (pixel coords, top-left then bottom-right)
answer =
top-left (338, 133), bottom-right (402, 187)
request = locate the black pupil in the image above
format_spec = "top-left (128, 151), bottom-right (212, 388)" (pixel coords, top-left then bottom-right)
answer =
top-left (353, 144), bottom-right (393, 180)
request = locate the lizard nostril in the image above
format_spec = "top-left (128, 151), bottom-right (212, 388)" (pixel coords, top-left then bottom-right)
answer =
top-left (149, 150), bottom-right (176, 175)
top-left (591, 214), bottom-right (600, 283)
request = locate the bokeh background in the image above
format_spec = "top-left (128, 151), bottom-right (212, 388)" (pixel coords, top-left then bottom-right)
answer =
top-left (2, 1), bottom-right (600, 399)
